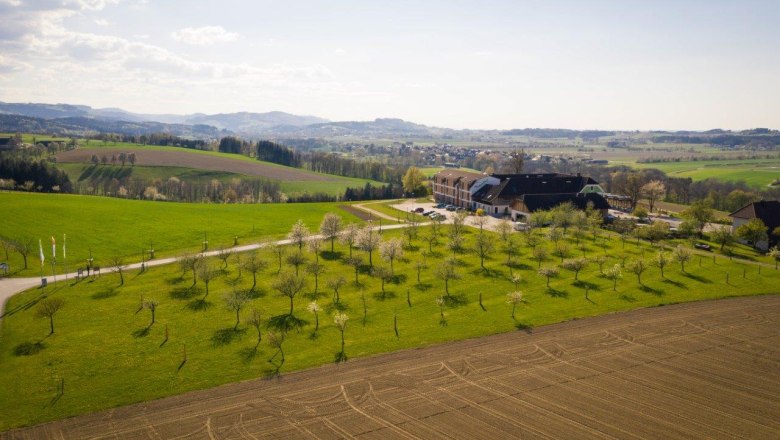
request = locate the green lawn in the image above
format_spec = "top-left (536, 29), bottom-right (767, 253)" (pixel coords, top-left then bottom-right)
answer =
top-left (0, 192), bottom-right (365, 277)
top-left (1, 222), bottom-right (778, 431)
top-left (631, 158), bottom-right (780, 187)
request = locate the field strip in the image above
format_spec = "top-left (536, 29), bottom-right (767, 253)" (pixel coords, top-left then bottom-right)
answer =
top-left (2, 295), bottom-right (779, 439)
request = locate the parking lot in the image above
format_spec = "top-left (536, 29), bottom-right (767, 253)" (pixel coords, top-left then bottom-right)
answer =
top-left (390, 200), bottom-right (512, 230)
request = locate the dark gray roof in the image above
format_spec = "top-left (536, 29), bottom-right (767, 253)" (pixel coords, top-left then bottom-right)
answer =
top-left (729, 200), bottom-right (780, 241)
top-left (479, 173), bottom-right (598, 205)
top-left (520, 192), bottom-right (611, 212)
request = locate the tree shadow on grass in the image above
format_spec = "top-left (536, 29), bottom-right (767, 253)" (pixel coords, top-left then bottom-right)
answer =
top-left (662, 278), bottom-right (687, 289)
top-left (321, 251), bottom-right (342, 261)
top-left (639, 285), bottom-right (665, 296)
top-left (390, 274), bottom-right (408, 284)
top-left (166, 276), bottom-right (185, 285)
top-left (91, 287), bottom-right (117, 299)
top-left (619, 294), bottom-right (637, 302)
top-left (303, 290), bottom-right (328, 301)
top-left (335, 351), bottom-right (348, 363)
top-left (439, 318), bottom-right (448, 327)
top-left (211, 327), bottom-right (246, 347)
top-left (443, 294), bottom-right (468, 308)
top-left (267, 314), bottom-right (307, 333)
top-left (186, 299), bottom-right (212, 311)
top-left (545, 288), bottom-right (568, 298)
top-left (515, 322), bottom-right (533, 334)
top-left (170, 285), bottom-right (202, 300)
top-left (14, 341), bottom-right (46, 356)
top-left (572, 280), bottom-right (600, 291)
top-left (132, 326), bottom-right (151, 338)
top-left (682, 272), bottom-right (712, 284)
top-left (244, 288), bottom-right (266, 300)
top-left (373, 290), bottom-right (397, 301)
top-left (325, 301), bottom-right (350, 313)
top-left (415, 283), bottom-right (433, 292)
top-left (238, 346), bottom-right (260, 363)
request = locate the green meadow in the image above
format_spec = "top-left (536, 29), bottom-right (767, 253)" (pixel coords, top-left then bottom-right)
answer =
top-left (1, 217), bottom-right (778, 430)
top-left (0, 192), bottom-right (366, 277)
top-left (631, 158), bottom-right (780, 187)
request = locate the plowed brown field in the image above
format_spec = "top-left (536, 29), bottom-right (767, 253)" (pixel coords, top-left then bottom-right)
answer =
top-left (56, 148), bottom-right (338, 181)
top-left (4, 295), bottom-right (779, 439)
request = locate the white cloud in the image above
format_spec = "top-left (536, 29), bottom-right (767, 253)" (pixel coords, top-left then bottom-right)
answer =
top-left (94, 18), bottom-right (108, 26)
top-left (171, 26), bottom-right (238, 45)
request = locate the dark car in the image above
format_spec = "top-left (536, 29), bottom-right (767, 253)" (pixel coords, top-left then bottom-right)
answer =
top-left (413, 207), bottom-right (425, 213)
top-left (694, 243), bottom-right (712, 251)
top-left (435, 203), bottom-right (446, 209)
top-left (422, 211), bottom-right (435, 216)
top-left (445, 205), bottom-right (456, 211)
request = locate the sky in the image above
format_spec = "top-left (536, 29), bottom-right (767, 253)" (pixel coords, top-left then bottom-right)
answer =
top-left (0, 0), bottom-right (778, 130)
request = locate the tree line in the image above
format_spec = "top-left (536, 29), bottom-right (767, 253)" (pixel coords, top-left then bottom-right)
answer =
top-left (0, 156), bottom-right (72, 193)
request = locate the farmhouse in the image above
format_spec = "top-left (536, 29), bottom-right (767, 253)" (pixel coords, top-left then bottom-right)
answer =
top-left (729, 200), bottom-right (780, 251)
top-left (432, 170), bottom-right (611, 220)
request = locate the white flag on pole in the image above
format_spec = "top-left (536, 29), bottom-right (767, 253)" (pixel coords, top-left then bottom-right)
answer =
top-left (51, 236), bottom-right (56, 259)
top-left (63, 234), bottom-right (67, 259)
top-left (38, 239), bottom-right (45, 266)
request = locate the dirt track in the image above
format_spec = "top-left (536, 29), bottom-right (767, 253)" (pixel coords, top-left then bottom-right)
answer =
top-left (55, 148), bottom-right (338, 181)
top-left (4, 295), bottom-right (780, 439)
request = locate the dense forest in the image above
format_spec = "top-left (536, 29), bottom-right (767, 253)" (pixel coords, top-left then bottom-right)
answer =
top-left (0, 157), bottom-right (72, 193)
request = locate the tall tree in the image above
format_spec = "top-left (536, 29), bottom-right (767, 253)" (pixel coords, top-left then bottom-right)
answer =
top-left (319, 213), bottom-right (343, 253)
top-left (641, 180), bottom-right (666, 213)
top-left (273, 272), bottom-right (307, 316)
top-left (288, 220), bottom-right (310, 252)
top-left (36, 298), bottom-right (64, 335)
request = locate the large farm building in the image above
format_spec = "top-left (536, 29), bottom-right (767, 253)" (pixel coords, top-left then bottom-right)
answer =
top-left (432, 170), bottom-right (611, 220)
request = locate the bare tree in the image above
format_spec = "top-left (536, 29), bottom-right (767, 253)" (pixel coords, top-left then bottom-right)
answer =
top-left (471, 215), bottom-right (489, 233)
top-left (473, 233), bottom-right (495, 271)
top-left (273, 272), bottom-right (307, 315)
top-left (270, 243), bottom-right (286, 273)
top-left (339, 223), bottom-right (360, 258)
top-left (327, 276), bottom-right (346, 303)
top-left (561, 257), bottom-right (589, 281)
top-left (537, 266), bottom-right (559, 288)
top-left (594, 255), bottom-right (607, 274)
top-left (451, 211), bottom-right (468, 238)
top-left (769, 246), bottom-right (780, 270)
top-left (533, 246), bottom-right (548, 268)
top-left (506, 291), bottom-right (523, 320)
top-left (626, 259), bottom-right (647, 284)
top-left (143, 299), bottom-right (158, 325)
top-left (307, 301), bottom-right (321, 334)
top-left (224, 290), bottom-right (249, 329)
top-left (654, 252), bottom-right (670, 278)
top-left (0, 235), bottom-right (13, 261)
top-left (334, 312), bottom-right (349, 361)
top-left (109, 256), bottom-right (127, 285)
top-left (286, 252), bottom-right (307, 276)
top-left (306, 262), bottom-right (325, 293)
top-left (12, 237), bottom-right (33, 269)
top-left (347, 257), bottom-right (363, 285)
top-left (423, 227), bottom-right (439, 252)
top-left (247, 309), bottom-right (263, 347)
top-left (36, 298), bottom-right (64, 335)
top-left (198, 262), bottom-right (218, 298)
top-left (379, 238), bottom-right (404, 275)
top-left (641, 180), bottom-right (666, 213)
top-left (436, 258), bottom-right (461, 297)
top-left (287, 219), bottom-right (310, 252)
top-left (372, 266), bottom-right (393, 298)
top-left (179, 254), bottom-right (202, 285)
top-left (605, 264), bottom-right (622, 291)
top-left (307, 238), bottom-right (323, 264)
top-left (673, 245), bottom-right (692, 272)
top-left (242, 251), bottom-right (267, 291)
top-left (414, 259), bottom-right (427, 283)
top-left (447, 234), bottom-right (464, 255)
top-left (217, 247), bottom-right (232, 270)
top-left (357, 226), bottom-right (380, 267)
top-left (267, 331), bottom-right (285, 365)
top-left (320, 213), bottom-right (343, 253)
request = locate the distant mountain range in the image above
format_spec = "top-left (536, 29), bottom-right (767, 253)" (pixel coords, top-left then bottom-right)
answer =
top-left (0, 101), bottom-right (453, 138)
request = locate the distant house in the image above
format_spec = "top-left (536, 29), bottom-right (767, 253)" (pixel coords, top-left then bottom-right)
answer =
top-left (729, 200), bottom-right (780, 251)
top-left (433, 170), bottom-right (610, 220)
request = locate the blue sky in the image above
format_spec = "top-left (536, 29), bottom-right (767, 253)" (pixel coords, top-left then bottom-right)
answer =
top-left (0, 0), bottom-right (777, 130)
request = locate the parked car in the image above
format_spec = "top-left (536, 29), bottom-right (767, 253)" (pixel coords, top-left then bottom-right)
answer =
top-left (513, 223), bottom-right (531, 232)
top-left (423, 211), bottom-right (435, 216)
top-left (435, 203), bottom-right (446, 209)
top-left (413, 207), bottom-right (425, 213)
top-left (445, 205), bottom-right (457, 211)
top-left (694, 243), bottom-right (712, 251)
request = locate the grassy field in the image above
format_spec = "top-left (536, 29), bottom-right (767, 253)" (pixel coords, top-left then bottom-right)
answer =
top-left (1, 220), bottom-right (778, 431)
top-left (419, 166), bottom-right (481, 177)
top-left (629, 158), bottom-right (780, 187)
top-left (0, 192), bottom-right (366, 277)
